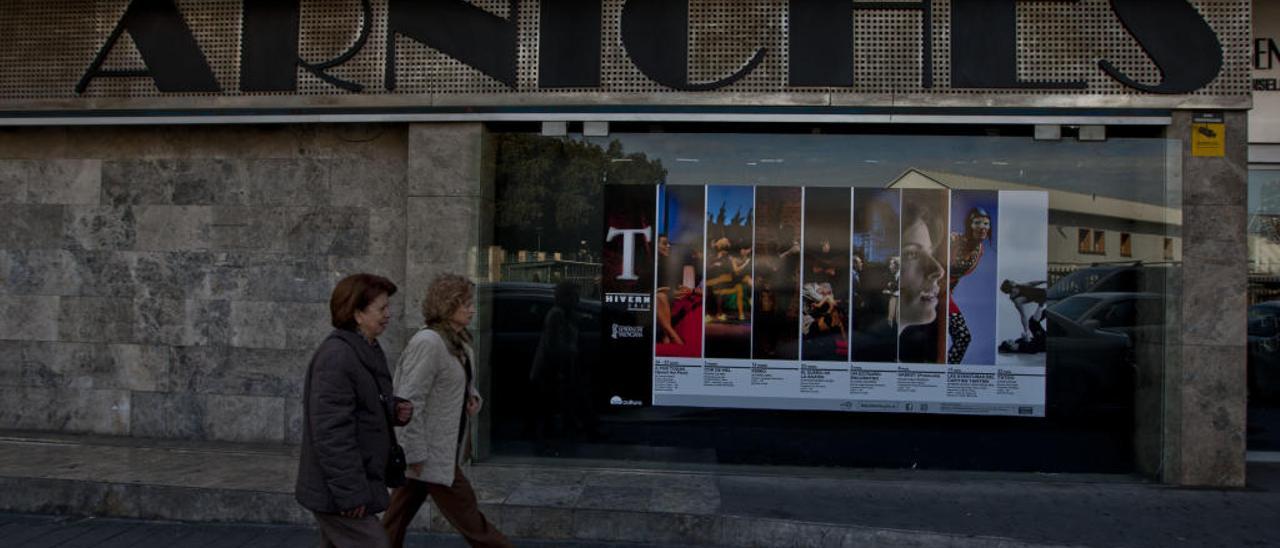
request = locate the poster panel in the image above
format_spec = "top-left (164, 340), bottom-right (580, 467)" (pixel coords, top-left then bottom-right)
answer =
top-left (654, 185), bottom-right (705, 359)
top-left (601, 184), bottom-right (657, 405)
top-left (851, 189), bottom-right (900, 362)
top-left (629, 185), bottom-right (1048, 417)
top-left (753, 187), bottom-right (802, 360)
top-left (704, 185), bottom-right (755, 359)
top-left (801, 187), bottom-right (852, 362)
top-left (995, 191), bottom-right (1049, 367)
top-left (898, 189), bottom-right (950, 364)
top-left (947, 191), bottom-right (999, 365)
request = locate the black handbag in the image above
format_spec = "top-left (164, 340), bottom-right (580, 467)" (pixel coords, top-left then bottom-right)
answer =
top-left (385, 437), bottom-right (407, 488)
top-left (372, 381), bottom-right (408, 489)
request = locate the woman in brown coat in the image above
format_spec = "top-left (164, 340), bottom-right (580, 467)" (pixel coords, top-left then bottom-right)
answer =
top-left (382, 273), bottom-right (511, 548)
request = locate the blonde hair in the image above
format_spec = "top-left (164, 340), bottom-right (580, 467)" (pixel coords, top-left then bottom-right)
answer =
top-left (422, 273), bottom-right (474, 326)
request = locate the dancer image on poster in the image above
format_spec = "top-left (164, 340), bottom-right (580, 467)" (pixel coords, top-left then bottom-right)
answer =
top-left (753, 187), bottom-right (802, 361)
top-left (655, 185), bottom-right (705, 358)
top-left (655, 234), bottom-right (700, 345)
top-left (947, 195), bottom-right (998, 365)
top-left (897, 192), bottom-right (948, 364)
top-left (998, 279), bottom-right (1047, 354)
top-left (994, 191), bottom-right (1049, 366)
top-left (852, 189), bottom-right (900, 363)
top-left (704, 185), bottom-right (754, 359)
top-left (802, 188), bottom-right (851, 361)
top-left (706, 238), bottom-right (750, 322)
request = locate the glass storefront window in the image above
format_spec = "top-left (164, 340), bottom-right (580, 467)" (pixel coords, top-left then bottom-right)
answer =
top-left (483, 127), bottom-right (1180, 473)
top-left (1248, 168), bottom-right (1280, 452)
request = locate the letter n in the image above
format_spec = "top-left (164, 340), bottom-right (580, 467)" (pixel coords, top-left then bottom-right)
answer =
top-left (386, 0), bottom-right (518, 90)
top-left (76, 0), bottom-right (220, 94)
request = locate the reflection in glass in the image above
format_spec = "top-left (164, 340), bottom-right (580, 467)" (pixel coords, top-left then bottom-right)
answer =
top-left (488, 130), bottom-right (1177, 472)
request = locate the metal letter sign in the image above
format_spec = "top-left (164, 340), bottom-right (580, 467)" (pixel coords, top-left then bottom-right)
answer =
top-left (77, 0), bottom-right (220, 93)
top-left (64, 0), bottom-right (1231, 99)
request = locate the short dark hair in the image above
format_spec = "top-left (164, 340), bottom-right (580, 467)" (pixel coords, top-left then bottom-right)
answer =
top-left (330, 273), bottom-right (398, 329)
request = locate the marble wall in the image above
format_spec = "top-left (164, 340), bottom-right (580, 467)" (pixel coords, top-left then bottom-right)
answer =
top-left (1161, 111), bottom-right (1250, 486)
top-left (0, 125), bottom-right (409, 444)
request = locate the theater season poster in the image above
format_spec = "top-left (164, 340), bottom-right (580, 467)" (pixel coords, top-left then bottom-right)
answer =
top-left (603, 184), bottom-right (1049, 418)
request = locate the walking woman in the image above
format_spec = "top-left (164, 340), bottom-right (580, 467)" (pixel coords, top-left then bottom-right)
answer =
top-left (296, 273), bottom-right (412, 548)
top-left (383, 273), bottom-right (511, 548)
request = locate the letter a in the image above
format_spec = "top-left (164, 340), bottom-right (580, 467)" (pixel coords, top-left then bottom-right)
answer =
top-left (76, 0), bottom-right (220, 94)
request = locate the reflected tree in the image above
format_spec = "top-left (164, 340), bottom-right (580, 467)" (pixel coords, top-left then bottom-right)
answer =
top-left (495, 134), bottom-right (667, 256)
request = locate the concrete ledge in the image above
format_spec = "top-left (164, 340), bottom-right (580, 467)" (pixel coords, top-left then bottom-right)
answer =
top-left (13, 432), bottom-right (1264, 547)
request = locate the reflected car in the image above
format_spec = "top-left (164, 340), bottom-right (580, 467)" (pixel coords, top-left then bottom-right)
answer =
top-left (1046, 263), bottom-right (1167, 308)
top-left (1044, 292), bottom-right (1165, 415)
top-left (1248, 302), bottom-right (1280, 402)
top-left (484, 282), bottom-right (603, 437)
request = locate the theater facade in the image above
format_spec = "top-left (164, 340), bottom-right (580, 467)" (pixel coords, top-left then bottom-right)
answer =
top-left (0, 0), bottom-right (1254, 486)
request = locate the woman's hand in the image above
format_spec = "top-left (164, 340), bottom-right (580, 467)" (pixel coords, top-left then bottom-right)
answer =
top-left (340, 505), bottom-right (366, 519)
top-left (394, 400), bottom-right (413, 426)
top-left (466, 394), bottom-right (482, 416)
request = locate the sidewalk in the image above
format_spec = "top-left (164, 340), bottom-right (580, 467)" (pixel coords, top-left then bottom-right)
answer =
top-left (0, 431), bottom-right (1277, 547)
top-left (0, 512), bottom-right (701, 547)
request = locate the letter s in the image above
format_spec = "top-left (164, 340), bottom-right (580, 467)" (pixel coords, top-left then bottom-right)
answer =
top-left (1101, 0), bottom-right (1222, 94)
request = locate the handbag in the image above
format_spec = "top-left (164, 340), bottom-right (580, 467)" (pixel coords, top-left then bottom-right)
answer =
top-left (385, 438), bottom-right (407, 488)
top-left (370, 377), bottom-right (408, 489)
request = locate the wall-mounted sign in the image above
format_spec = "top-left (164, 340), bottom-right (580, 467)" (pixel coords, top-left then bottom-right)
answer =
top-left (1192, 112), bottom-right (1226, 157)
top-left (1252, 0), bottom-right (1280, 143)
top-left (0, 0), bottom-right (1250, 113)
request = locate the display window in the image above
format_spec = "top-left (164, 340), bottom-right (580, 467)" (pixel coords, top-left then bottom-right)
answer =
top-left (483, 125), bottom-right (1180, 472)
top-left (1248, 168), bottom-right (1280, 452)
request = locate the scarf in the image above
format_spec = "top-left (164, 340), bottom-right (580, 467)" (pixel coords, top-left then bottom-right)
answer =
top-left (426, 320), bottom-right (472, 362)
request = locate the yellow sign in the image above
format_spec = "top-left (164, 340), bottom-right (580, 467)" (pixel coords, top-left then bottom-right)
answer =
top-left (1192, 122), bottom-right (1225, 157)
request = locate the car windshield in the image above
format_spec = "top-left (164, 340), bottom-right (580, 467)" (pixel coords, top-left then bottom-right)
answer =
top-left (1250, 306), bottom-right (1276, 324)
top-left (1049, 295), bottom-right (1102, 322)
top-left (1250, 306), bottom-right (1280, 336)
top-left (1047, 269), bottom-right (1111, 301)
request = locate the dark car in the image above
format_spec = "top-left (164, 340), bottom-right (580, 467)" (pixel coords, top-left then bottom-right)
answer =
top-left (1248, 302), bottom-right (1280, 402)
top-left (1044, 292), bottom-right (1165, 415)
top-left (1046, 263), bottom-right (1169, 308)
top-left (485, 282), bottom-right (603, 440)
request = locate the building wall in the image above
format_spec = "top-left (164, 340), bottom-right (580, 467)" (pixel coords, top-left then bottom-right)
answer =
top-left (1049, 225), bottom-right (1180, 266)
top-left (0, 125), bottom-right (409, 444)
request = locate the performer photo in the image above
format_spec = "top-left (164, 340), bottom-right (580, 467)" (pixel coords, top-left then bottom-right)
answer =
top-left (947, 207), bottom-right (993, 363)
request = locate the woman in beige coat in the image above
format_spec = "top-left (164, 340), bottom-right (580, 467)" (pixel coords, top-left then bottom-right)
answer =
top-left (382, 274), bottom-right (511, 548)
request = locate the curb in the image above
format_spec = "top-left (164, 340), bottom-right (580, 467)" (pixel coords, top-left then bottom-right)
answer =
top-left (0, 476), bottom-right (1081, 548)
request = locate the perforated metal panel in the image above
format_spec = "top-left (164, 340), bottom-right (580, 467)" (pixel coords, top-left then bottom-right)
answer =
top-left (0, 0), bottom-right (1252, 103)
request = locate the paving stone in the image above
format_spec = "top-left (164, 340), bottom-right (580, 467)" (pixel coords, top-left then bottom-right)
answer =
top-left (0, 204), bottom-right (64, 249)
top-left (576, 484), bottom-right (652, 511)
top-left (505, 483), bottom-right (583, 508)
top-left (0, 249), bottom-right (81, 296)
top-left (63, 206), bottom-right (136, 251)
top-left (498, 505), bottom-right (574, 540)
top-left (0, 295), bottom-right (60, 342)
top-left (648, 486), bottom-right (720, 515)
top-left (134, 206), bottom-right (212, 252)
